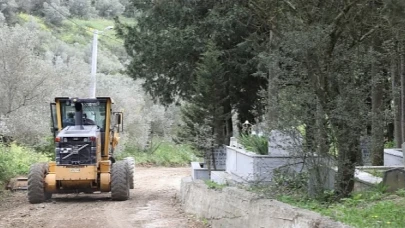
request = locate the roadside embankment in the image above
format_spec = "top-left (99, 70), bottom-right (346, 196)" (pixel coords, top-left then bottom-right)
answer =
top-left (180, 177), bottom-right (351, 228)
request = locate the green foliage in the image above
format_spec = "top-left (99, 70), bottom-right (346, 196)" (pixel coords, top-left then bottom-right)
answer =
top-left (67, 0), bottom-right (97, 19)
top-left (384, 140), bottom-right (395, 149)
top-left (43, 1), bottom-right (70, 26)
top-left (117, 139), bottom-right (198, 166)
top-left (0, 143), bottom-right (49, 185)
top-left (395, 188), bottom-right (405, 197)
top-left (277, 189), bottom-right (405, 228)
top-left (272, 169), bottom-right (308, 191)
top-left (176, 41), bottom-right (229, 151)
top-left (17, 13), bottom-right (49, 31)
top-left (95, 0), bottom-right (124, 18)
top-left (204, 180), bottom-right (227, 190)
top-left (33, 136), bottom-right (56, 160)
top-left (116, 1), bottom-right (267, 124)
top-left (237, 134), bottom-right (268, 155)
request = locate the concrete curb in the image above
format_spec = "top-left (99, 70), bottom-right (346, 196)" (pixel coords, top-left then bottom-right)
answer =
top-left (180, 177), bottom-right (351, 228)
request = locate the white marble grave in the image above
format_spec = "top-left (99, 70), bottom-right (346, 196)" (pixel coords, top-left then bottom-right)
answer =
top-left (268, 130), bottom-right (303, 156)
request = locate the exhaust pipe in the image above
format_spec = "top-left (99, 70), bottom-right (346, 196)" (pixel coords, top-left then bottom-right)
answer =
top-left (74, 102), bottom-right (84, 130)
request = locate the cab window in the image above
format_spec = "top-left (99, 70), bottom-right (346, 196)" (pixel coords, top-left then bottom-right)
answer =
top-left (60, 100), bottom-right (107, 131)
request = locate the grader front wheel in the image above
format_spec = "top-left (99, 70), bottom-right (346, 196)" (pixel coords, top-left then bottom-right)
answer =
top-left (27, 163), bottom-right (51, 204)
top-left (111, 160), bottom-right (130, 201)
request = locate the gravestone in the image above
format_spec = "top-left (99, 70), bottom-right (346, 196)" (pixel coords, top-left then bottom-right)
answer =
top-left (360, 136), bottom-right (371, 166)
top-left (383, 168), bottom-right (405, 192)
top-left (268, 130), bottom-right (303, 156)
top-left (206, 146), bottom-right (227, 170)
top-left (308, 166), bottom-right (336, 197)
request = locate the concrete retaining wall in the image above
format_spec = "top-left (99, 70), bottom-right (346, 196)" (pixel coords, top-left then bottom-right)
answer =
top-left (180, 177), bottom-right (351, 228)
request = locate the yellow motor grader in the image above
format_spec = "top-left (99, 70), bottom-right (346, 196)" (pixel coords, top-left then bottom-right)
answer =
top-left (26, 97), bottom-right (135, 204)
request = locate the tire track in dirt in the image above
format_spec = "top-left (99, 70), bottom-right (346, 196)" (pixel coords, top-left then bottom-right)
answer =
top-left (0, 167), bottom-right (206, 228)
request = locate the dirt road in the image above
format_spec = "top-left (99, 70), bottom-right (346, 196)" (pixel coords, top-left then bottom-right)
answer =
top-left (0, 167), bottom-right (206, 228)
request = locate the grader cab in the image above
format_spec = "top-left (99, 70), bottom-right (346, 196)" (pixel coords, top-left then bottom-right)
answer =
top-left (27, 97), bottom-right (135, 204)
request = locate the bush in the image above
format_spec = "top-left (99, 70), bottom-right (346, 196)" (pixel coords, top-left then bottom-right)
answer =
top-left (43, 1), bottom-right (70, 26)
top-left (117, 139), bottom-right (198, 166)
top-left (384, 140), bottom-right (395, 148)
top-left (68, 0), bottom-right (97, 19)
top-left (95, 0), bottom-right (124, 18)
top-left (0, 143), bottom-right (49, 185)
top-left (237, 134), bottom-right (268, 155)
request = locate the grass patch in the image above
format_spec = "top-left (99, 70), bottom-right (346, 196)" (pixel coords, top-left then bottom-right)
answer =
top-left (117, 140), bottom-right (199, 166)
top-left (0, 143), bottom-right (49, 187)
top-left (204, 180), bottom-right (227, 190)
top-left (276, 189), bottom-right (405, 228)
top-left (245, 170), bottom-right (405, 228)
top-left (68, 16), bottom-right (135, 45)
top-left (17, 13), bottom-right (49, 31)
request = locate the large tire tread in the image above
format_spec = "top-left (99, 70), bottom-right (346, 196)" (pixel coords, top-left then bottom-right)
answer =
top-left (28, 163), bottom-right (50, 204)
top-left (124, 157), bottom-right (135, 189)
top-left (111, 160), bottom-right (130, 201)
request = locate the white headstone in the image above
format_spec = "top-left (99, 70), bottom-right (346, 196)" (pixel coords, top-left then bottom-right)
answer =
top-left (268, 130), bottom-right (302, 156)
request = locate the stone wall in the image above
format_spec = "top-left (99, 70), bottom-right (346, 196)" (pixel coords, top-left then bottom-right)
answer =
top-left (180, 177), bottom-right (351, 228)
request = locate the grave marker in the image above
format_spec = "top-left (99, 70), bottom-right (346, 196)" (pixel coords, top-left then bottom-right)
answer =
top-left (205, 146), bottom-right (227, 170)
top-left (383, 168), bottom-right (405, 192)
top-left (268, 130), bottom-right (302, 156)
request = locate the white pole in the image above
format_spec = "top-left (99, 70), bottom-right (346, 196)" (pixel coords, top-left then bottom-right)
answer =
top-left (90, 30), bottom-right (98, 98)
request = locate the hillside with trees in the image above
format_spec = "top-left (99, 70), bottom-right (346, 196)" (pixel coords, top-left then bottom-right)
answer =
top-left (1, 0), bottom-right (405, 227)
top-left (1, 0), bottom-right (405, 206)
top-left (0, 0), bottom-right (188, 186)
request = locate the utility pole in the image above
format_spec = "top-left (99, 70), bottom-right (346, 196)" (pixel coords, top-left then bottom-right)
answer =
top-left (90, 29), bottom-right (98, 98)
top-left (89, 26), bottom-right (113, 98)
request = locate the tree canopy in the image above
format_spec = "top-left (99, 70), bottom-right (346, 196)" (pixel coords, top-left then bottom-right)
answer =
top-left (116, 0), bottom-right (268, 130)
top-left (115, 0), bottom-right (405, 198)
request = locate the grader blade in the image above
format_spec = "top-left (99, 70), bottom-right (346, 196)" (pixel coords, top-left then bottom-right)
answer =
top-left (6, 176), bottom-right (28, 191)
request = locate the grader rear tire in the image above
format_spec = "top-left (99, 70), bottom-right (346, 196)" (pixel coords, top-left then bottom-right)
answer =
top-left (28, 163), bottom-right (51, 204)
top-left (111, 160), bottom-right (130, 201)
top-left (124, 157), bottom-right (135, 189)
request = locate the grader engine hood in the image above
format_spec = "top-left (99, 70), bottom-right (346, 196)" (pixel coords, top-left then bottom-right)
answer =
top-left (55, 126), bottom-right (99, 165)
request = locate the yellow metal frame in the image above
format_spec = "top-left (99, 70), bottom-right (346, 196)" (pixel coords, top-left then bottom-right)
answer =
top-left (55, 101), bottom-right (62, 130)
top-left (104, 100), bottom-right (111, 159)
top-left (55, 166), bottom-right (97, 180)
top-left (100, 173), bottom-right (110, 192)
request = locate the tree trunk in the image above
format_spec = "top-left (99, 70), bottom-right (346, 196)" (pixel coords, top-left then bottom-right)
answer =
top-left (401, 53), bottom-right (405, 144)
top-left (316, 103), bottom-right (329, 157)
top-left (267, 30), bottom-right (278, 129)
top-left (223, 95), bottom-right (233, 145)
top-left (334, 121), bottom-right (360, 198)
top-left (371, 51), bottom-right (384, 166)
top-left (392, 57), bottom-right (402, 147)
